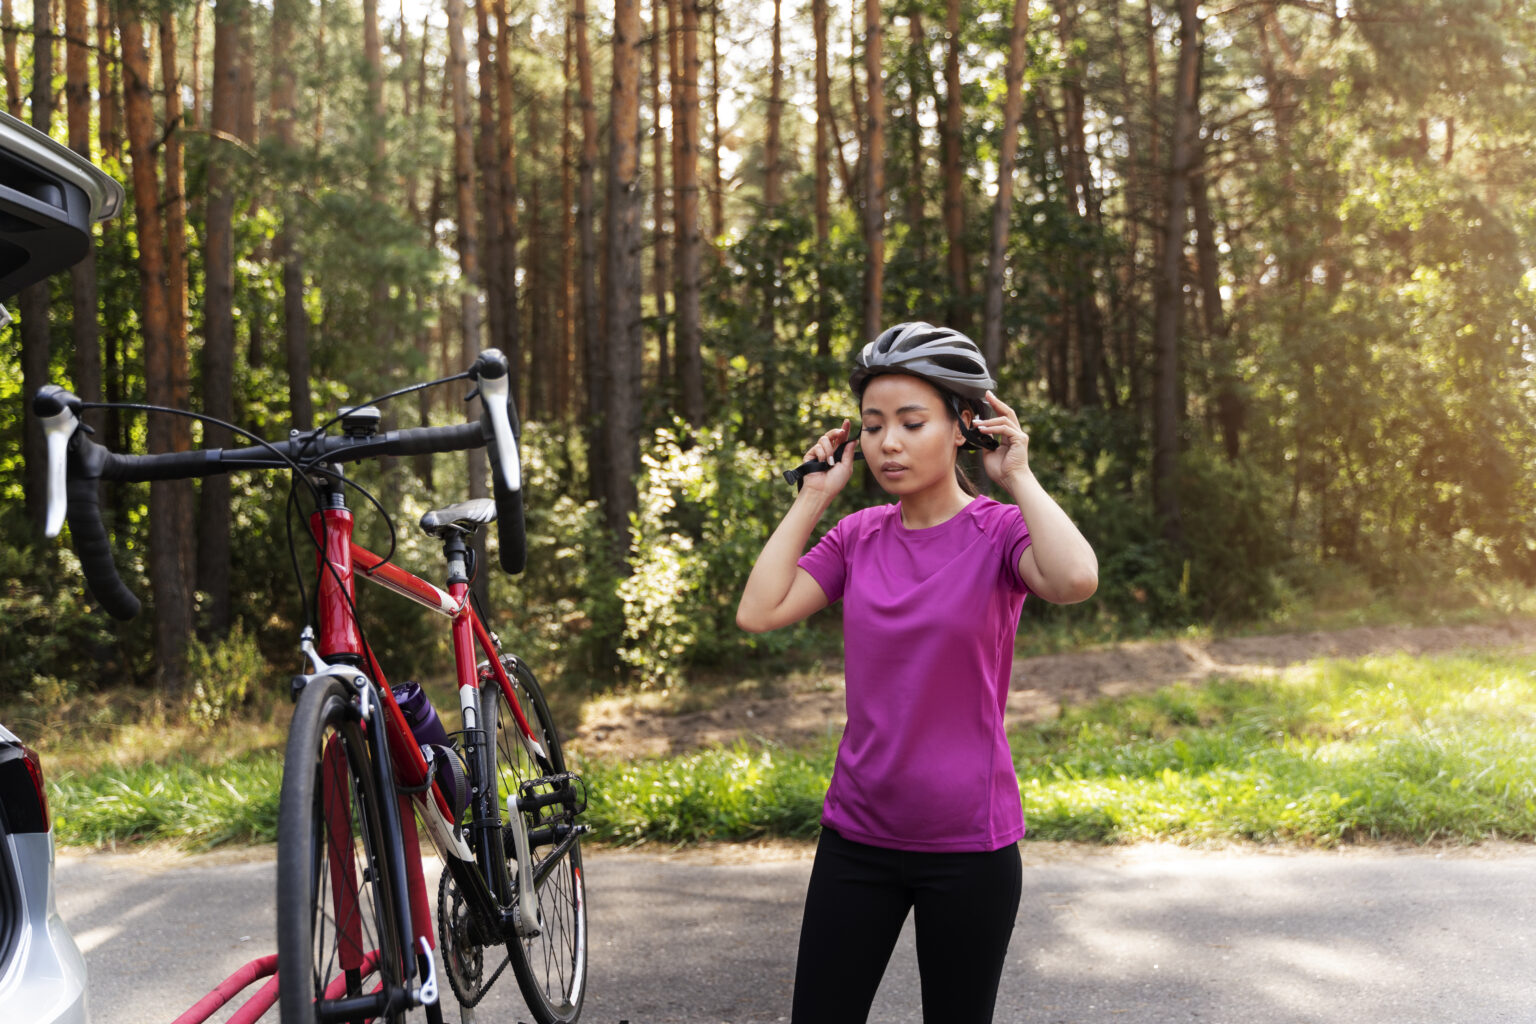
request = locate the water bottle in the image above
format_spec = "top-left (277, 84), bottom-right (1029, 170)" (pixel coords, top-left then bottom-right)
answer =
top-left (392, 680), bottom-right (451, 748)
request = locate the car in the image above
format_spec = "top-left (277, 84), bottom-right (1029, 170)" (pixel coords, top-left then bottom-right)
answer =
top-left (0, 110), bottom-right (125, 1024)
top-left (0, 724), bottom-right (88, 1022)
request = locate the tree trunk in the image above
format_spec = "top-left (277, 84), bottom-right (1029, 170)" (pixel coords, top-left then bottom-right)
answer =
top-left (981, 0), bottom-right (1028, 371)
top-left (161, 10), bottom-right (189, 384)
top-left (190, 0), bottom-right (202, 127)
top-left (271, 0), bottom-right (312, 431)
top-left (674, 0), bottom-right (703, 424)
top-left (475, 0), bottom-right (506, 374)
top-left (903, 12), bottom-right (928, 277)
top-left (2, 0), bottom-right (20, 114)
top-left (860, 0), bottom-right (885, 342)
top-left (755, 0), bottom-right (783, 441)
top-left (20, 0), bottom-right (54, 537)
top-left (124, 10), bottom-right (194, 696)
top-left (1152, 0), bottom-right (1200, 548)
top-left (1054, 0), bottom-right (1103, 408)
top-left (575, 0), bottom-right (606, 504)
top-left (65, 0), bottom-right (101, 432)
top-left (558, 12), bottom-right (575, 422)
top-left (198, 0), bottom-right (242, 640)
top-left (650, 0), bottom-right (670, 398)
top-left (493, 0), bottom-right (520, 404)
top-left (812, 0), bottom-right (831, 386)
top-left (941, 0), bottom-right (968, 329)
top-left (1192, 161), bottom-right (1241, 461)
top-left (706, 2), bottom-right (722, 264)
top-left (96, 0), bottom-right (120, 159)
top-left (604, 0), bottom-right (643, 551)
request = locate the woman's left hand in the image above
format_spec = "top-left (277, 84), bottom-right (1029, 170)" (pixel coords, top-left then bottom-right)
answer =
top-left (975, 391), bottom-right (1032, 486)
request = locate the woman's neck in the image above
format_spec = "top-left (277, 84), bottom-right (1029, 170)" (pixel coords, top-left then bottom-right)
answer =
top-left (898, 483), bottom-right (974, 530)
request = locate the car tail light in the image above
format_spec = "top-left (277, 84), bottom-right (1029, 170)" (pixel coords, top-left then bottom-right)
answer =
top-left (21, 745), bottom-right (48, 833)
top-left (0, 744), bottom-right (50, 834)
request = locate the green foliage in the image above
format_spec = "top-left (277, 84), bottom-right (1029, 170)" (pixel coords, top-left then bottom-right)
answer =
top-left (580, 742), bottom-right (834, 845)
top-left (620, 422), bottom-right (829, 689)
top-left (184, 623), bottom-right (267, 730)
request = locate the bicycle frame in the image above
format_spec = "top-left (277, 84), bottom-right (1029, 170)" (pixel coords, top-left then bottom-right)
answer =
top-left (305, 495), bottom-right (547, 989)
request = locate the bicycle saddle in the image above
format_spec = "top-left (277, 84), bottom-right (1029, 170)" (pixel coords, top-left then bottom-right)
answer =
top-left (419, 497), bottom-right (498, 538)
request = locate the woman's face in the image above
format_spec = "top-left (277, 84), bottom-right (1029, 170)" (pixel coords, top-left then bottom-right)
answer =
top-left (858, 374), bottom-right (966, 497)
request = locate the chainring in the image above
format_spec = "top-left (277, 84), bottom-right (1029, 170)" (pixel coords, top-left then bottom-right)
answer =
top-left (437, 867), bottom-right (486, 1008)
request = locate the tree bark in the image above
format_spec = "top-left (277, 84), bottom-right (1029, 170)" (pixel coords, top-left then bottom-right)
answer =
top-left (674, 0), bottom-right (703, 424)
top-left (493, 0), bottom-right (519, 404)
top-left (271, 0), bottom-right (312, 430)
top-left (650, 0), bottom-right (670, 396)
top-left (20, 0), bottom-right (54, 537)
top-left (2, 0), bottom-right (20, 114)
top-left (706, 2), bottom-right (722, 264)
top-left (557, 12), bottom-right (575, 421)
top-left (65, 0), bottom-right (101, 431)
top-left (575, 0), bottom-right (606, 503)
top-left (941, 0), bottom-right (968, 330)
top-left (981, 0), bottom-right (1028, 371)
top-left (812, 0), bottom-right (832, 385)
top-left (604, 0), bottom-right (644, 550)
top-left (161, 10), bottom-right (189, 388)
top-left (1152, 0), bottom-right (1201, 548)
top-left (124, 10), bottom-right (194, 696)
top-left (860, 0), bottom-right (885, 342)
top-left (198, 0), bottom-right (242, 639)
top-left (475, 0), bottom-right (507, 375)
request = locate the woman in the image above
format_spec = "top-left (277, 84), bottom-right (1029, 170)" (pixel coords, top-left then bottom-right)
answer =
top-left (737, 322), bottom-right (1098, 1023)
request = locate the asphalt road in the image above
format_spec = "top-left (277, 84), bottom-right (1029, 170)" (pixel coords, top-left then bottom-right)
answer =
top-left (55, 841), bottom-right (1536, 1024)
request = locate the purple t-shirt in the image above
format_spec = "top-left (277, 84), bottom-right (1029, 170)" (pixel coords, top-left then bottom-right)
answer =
top-left (798, 496), bottom-right (1032, 852)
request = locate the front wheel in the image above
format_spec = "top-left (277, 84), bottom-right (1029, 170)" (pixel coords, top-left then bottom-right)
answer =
top-left (479, 655), bottom-right (587, 1024)
top-left (277, 676), bottom-right (406, 1024)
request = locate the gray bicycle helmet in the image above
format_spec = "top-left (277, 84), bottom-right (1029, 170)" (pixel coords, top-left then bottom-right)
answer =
top-left (851, 322), bottom-right (999, 451)
top-left (849, 321), bottom-right (996, 402)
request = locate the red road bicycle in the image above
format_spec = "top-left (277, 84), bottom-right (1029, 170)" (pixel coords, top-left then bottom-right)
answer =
top-left (35, 349), bottom-right (587, 1024)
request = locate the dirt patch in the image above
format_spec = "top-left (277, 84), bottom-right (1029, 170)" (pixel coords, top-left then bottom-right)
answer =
top-left (570, 620), bottom-right (1536, 760)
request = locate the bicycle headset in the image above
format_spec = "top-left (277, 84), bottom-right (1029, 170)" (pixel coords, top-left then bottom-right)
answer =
top-left (850, 321), bottom-right (999, 452)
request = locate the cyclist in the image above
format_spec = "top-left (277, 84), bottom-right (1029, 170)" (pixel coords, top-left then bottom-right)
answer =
top-left (736, 322), bottom-right (1098, 1024)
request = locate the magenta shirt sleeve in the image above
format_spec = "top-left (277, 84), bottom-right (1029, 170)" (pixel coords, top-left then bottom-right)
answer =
top-left (797, 511), bottom-right (854, 604)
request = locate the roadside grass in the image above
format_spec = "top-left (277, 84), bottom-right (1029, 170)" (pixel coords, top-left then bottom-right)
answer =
top-left (47, 647), bottom-right (1536, 850)
top-left (581, 649), bottom-right (1536, 847)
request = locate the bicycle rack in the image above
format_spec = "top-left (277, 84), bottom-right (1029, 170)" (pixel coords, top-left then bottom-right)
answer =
top-left (169, 950), bottom-right (387, 1024)
top-left (169, 954), bottom-right (279, 1024)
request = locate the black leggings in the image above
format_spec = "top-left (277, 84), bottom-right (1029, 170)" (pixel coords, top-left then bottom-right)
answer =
top-left (790, 827), bottom-right (1023, 1024)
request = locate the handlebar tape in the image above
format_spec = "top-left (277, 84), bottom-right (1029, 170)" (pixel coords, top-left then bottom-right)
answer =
top-left (64, 436), bottom-right (141, 620)
top-left (483, 407), bottom-right (527, 575)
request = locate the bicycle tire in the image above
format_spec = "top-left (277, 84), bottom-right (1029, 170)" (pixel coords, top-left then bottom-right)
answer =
top-left (479, 655), bottom-right (587, 1024)
top-left (277, 676), bottom-right (406, 1024)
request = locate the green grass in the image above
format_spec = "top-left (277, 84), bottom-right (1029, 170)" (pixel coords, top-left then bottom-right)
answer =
top-left (50, 754), bottom-right (284, 849)
top-left (48, 647), bottom-right (1536, 850)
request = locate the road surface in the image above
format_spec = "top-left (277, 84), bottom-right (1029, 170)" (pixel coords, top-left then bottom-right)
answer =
top-left (55, 840), bottom-right (1536, 1023)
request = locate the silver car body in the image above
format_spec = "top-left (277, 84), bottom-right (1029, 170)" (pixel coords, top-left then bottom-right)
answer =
top-left (0, 724), bottom-right (89, 1023)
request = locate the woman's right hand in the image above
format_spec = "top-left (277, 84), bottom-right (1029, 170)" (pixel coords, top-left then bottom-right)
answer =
top-left (800, 419), bottom-right (856, 498)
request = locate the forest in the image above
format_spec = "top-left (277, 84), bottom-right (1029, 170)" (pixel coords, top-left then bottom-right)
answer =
top-left (1, 0), bottom-right (1533, 707)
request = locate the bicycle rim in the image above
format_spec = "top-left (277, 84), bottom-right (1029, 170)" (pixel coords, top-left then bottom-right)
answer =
top-left (277, 677), bottom-right (405, 1024)
top-left (480, 656), bottom-right (587, 1024)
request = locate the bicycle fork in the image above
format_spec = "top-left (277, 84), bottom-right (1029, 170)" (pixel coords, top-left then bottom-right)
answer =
top-left (296, 631), bottom-right (443, 1020)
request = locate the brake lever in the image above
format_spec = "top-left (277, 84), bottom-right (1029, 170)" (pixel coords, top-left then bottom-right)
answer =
top-left (471, 349), bottom-right (521, 493)
top-left (34, 385), bottom-right (81, 538)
